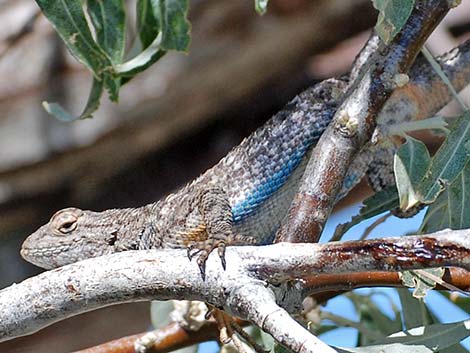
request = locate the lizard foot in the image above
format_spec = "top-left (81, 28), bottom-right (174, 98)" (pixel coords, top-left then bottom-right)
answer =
top-left (187, 234), bottom-right (255, 279)
top-left (210, 305), bottom-right (268, 353)
top-left (190, 185), bottom-right (256, 279)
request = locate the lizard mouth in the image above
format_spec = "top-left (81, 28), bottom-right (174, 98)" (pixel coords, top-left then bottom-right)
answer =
top-left (20, 243), bottom-right (75, 269)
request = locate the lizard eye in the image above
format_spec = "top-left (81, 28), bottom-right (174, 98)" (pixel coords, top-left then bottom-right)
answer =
top-left (58, 220), bottom-right (78, 233)
top-left (50, 208), bottom-right (83, 235)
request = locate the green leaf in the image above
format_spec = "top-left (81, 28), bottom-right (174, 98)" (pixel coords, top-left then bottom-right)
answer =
top-left (397, 288), bottom-right (430, 329)
top-left (115, 34), bottom-right (165, 76)
top-left (42, 78), bottom-right (103, 121)
top-left (400, 268), bottom-right (445, 299)
top-left (337, 343), bottom-right (432, 353)
top-left (388, 116), bottom-right (449, 136)
top-left (255, 0), bottom-right (269, 15)
top-left (315, 325), bottom-right (339, 336)
top-left (137, 0), bottom-right (190, 53)
top-left (87, 0), bottom-right (126, 64)
top-left (372, 0), bottom-right (415, 44)
top-left (259, 329), bottom-right (276, 351)
top-left (358, 304), bottom-right (402, 344)
top-left (35, 0), bottom-right (113, 78)
top-left (36, 0), bottom-right (191, 118)
top-left (441, 343), bottom-right (470, 353)
top-left (137, 0), bottom-right (161, 49)
top-left (394, 137), bottom-right (431, 209)
top-left (448, 161), bottom-right (470, 228)
top-left (274, 343), bottom-right (293, 353)
top-left (119, 0), bottom-right (188, 78)
top-left (375, 320), bottom-right (470, 350)
top-left (157, 0), bottom-right (191, 52)
top-left (347, 292), bottom-right (401, 346)
top-left (332, 186), bottom-right (399, 241)
top-left (421, 47), bottom-right (468, 111)
top-left (418, 111), bottom-right (470, 203)
top-left (87, 0), bottom-right (126, 102)
top-left (420, 161), bottom-right (470, 233)
top-left (399, 291), bottom-right (469, 353)
top-left (35, 0), bottom-right (119, 115)
top-left (419, 190), bottom-right (450, 233)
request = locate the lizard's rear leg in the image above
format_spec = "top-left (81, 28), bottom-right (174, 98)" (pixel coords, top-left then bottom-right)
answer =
top-left (187, 186), bottom-right (254, 278)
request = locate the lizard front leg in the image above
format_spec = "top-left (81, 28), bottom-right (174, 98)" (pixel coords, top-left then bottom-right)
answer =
top-left (187, 186), bottom-right (254, 278)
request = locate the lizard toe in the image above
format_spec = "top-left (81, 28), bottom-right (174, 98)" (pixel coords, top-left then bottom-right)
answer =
top-left (186, 231), bottom-right (255, 279)
top-left (187, 239), bottom-right (228, 278)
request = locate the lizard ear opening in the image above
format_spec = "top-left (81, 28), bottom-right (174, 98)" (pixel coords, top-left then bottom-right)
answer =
top-left (106, 231), bottom-right (118, 246)
top-left (50, 208), bottom-right (83, 235)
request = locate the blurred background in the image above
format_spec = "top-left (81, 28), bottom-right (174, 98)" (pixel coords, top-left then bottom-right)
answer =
top-left (0, 0), bottom-right (469, 352)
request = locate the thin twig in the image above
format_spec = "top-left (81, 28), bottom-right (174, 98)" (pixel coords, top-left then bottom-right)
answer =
top-left (231, 321), bottom-right (268, 353)
top-left (421, 45), bottom-right (469, 111)
top-left (359, 212), bottom-right (392, 240)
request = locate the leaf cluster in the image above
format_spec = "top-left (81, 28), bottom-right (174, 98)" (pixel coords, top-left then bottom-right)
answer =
top-left (35, 0), bottom-right (191, 120)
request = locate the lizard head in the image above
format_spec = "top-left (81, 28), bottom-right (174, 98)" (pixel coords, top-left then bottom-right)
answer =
top-left (21, 207), bottom-right (124, 269)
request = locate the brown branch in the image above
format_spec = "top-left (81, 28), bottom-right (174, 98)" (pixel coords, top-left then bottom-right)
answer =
top-left (276, 0), bottom-right (451, 243)
top-left (71, 321), bottom-right (219, 353)
top-left (304, 267), bottom-right (470, 296)
top-left (257, 231), bottom-right (470, 283)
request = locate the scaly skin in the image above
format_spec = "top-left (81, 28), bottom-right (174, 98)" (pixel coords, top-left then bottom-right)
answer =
top-left (21, 40), bottom-right (470, 271)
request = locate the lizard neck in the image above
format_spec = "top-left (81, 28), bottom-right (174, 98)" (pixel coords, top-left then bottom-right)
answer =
top-left (104, 202), bottom-right (162, 251)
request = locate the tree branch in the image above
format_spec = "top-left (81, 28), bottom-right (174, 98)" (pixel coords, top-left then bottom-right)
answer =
top-left (303, 267), bottom-right (470, 295)
top-left (69, 267), bottom-right (470, 353)
top-left (2, 228), bottom-right (470, 349)
top-left (71, 321), bottom-right (220, 353)
top-left (276, 0), bottom-right (452, 243)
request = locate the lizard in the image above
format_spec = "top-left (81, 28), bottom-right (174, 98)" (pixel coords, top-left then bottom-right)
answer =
top-left (21, 40), bottom-right (470, 277)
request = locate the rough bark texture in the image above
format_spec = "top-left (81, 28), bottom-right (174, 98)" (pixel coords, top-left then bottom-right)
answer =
top-left (2, 229), bottom-right (470, 351)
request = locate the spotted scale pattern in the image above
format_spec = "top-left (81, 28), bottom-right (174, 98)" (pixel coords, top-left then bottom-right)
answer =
top-left (152, 78), bottom-right (348, 246)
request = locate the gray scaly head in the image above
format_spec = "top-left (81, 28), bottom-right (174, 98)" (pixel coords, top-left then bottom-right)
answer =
top-left (21, 206), bottom-right (151, 269)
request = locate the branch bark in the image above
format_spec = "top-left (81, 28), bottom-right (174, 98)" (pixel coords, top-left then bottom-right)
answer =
top-left (2, 228), bottom-right (470, 351)
top-left (276, 0), bottom-right (452, 243)
top-left (68, 267), bottom-right (470, 353)
top-left (71, 321), bottom-right (220, 353)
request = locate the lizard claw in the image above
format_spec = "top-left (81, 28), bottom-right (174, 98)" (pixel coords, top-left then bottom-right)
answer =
top-left (197, 253), bottom-right (208, 280)
top-left (218, 243), bottom-right (226, 270)
top-left (187, 234), bottom-right (255, 279)
top-left (187, 245), bottom-right (203, 261)
top-left (187, 239), bottom-right (226, 279)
